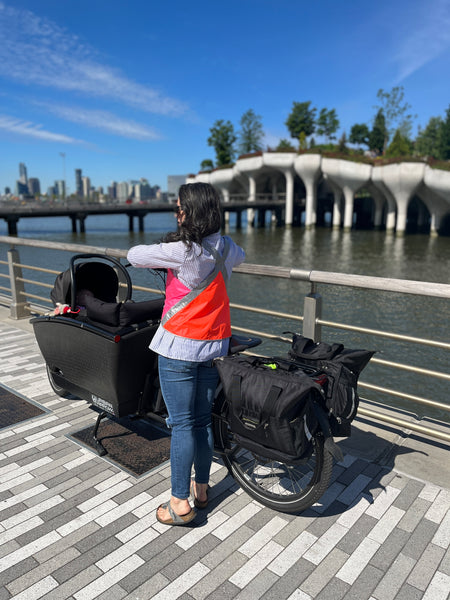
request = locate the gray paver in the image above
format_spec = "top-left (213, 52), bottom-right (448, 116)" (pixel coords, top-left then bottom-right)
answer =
top-left (407, 543), bottom-right (446, 591)
top-left (370, 528), bottom-right (410, 571)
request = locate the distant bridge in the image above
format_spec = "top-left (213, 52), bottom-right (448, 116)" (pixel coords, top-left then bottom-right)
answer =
top-left (0, 198), bottom-right (289, 235)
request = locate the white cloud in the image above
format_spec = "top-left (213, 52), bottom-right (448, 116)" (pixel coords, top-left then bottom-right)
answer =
top-left (393, 0), bottom-right (450, 81)
top-left (0, 4), bottom-right (189, 117)
top-left (39, 103), bottom-right (162, 140)
top-left (0, 115), bottom-right (84, 143)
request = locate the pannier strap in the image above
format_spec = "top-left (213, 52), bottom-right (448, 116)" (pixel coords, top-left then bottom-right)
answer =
top-left (230, 374), bottom-right (282, 426)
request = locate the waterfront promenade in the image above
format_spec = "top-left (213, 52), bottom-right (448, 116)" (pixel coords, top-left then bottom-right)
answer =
top-left (0, 304), bottom-right (449, 600)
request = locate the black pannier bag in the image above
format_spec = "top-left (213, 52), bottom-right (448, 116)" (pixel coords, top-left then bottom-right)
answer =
top-left (287, 334), bottom-right (375, 436)
top-left (215, 354), bottom-right (326, 464)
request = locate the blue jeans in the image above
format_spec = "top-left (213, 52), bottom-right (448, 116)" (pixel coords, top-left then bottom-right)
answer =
top-left (158, 355), bottom-right (219, 500)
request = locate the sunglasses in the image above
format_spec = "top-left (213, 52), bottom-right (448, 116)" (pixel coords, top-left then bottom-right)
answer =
top-left (174, 205), bottom-right (183, 214)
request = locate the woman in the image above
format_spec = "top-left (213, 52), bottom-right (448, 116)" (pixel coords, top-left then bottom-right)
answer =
top-left (127, 182), bottom-right (245, 525)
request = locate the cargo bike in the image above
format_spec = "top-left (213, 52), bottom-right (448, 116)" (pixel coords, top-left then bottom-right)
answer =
top-left (31, 254), bottom-right (373, 514)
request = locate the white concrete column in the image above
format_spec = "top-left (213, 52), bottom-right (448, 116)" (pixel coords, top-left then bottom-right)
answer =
top-left (294, 154), bottom-right (322, 229)
top-left (324, 175), bottom-right (343, 228)
top-left (378, 163), bottom-right (426, 236)
top-left (342, 187), bottom-right (355, 230)
top-left (332, 193), bottom-right (342, 228)
top-left (247, 175), bottom-right (256, 226)
top-left (430, 212), bottom-right (442, 237)
top-left (386, 208), bottom-right (396, 232)
top-left (304, 181), bottom-right (316, 228)
top-left (284, 169), bottom-right (294, 226)
top-left (321, 158), bottom-right (372, 233)
top-left (220, 187), bottom-right (230, 223)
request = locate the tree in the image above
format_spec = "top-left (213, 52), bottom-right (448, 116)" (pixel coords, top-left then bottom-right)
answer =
top-left (316, 108), bottom-right (340, 142)
top-left (368, 109), bottom-right (387, 155)
top-left (415, 117), bottom-right (444, 158)
top-left (385, 129), bottom-right (413, 157)
top-left (285, 101), bottom-right (316, 145)
top-left (440, 105), bottom-right (450, 160)
top-left (200, 159), bottom-right (214, 171)
top-left (374, 86), bottom-right (415, 153)
top-left (238, 109), bottom-right (264, 155)
top-left (349, 123), bottom-right (370, 147)
top-left (276, 138), bottom-right (296, 151)
top-left (207, 120), bottom-right (237, 166)
top-left (338, 132), bottom-right (348, 154)
top-left (298, 131), bottom-right (308, 150)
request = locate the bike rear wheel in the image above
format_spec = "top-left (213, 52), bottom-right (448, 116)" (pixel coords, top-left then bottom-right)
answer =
top-left (212, 392), bottom-right (334, 514)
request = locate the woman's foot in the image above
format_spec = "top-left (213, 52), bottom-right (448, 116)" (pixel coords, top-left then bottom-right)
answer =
top-left (191, 481), bottom-right (209, 509)
top-left (156, 496), bottom-right (195, 525)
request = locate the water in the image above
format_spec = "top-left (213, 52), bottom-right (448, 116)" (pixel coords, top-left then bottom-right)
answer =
top-left (1, 212), bottom-right (449, 421)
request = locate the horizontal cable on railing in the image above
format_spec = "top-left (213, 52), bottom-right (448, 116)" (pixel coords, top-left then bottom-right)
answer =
top-left (359, 381), bottom-right (450, 412)
top-left (230, 302), bottom-right (303, 322)
top-left (19, 290), bottom-right (51, 303)
top-left (371, 357), bottom-right (450, 380)
top-left (232, 325), bottom-right (290, 344)
top-left (318, 318), bottom-right (450, 350)
top-left (0, 273), bottom-right (9, 279)
top-left (13, 263), bottom-right (61, 275)
top-left (17, 277), bottom-right (53, 289)
top-left (0, 285), bottom-right (11, 293)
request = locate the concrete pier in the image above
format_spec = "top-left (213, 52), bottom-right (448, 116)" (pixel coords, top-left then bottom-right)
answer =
top-left (0, 302), bottom-right (449, 599)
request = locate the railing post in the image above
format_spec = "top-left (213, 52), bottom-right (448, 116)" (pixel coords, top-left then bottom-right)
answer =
top-left (7, 248), bottom-right (30, 319)
top-left (302, 284), bottom-right (322, 341)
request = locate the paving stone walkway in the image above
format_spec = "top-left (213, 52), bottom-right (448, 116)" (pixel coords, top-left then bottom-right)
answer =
top-left (0, 319), bottom-right (449, 600)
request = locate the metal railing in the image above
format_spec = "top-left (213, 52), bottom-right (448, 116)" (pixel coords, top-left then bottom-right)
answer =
top-left (1, 234), bottom-right (449, 443)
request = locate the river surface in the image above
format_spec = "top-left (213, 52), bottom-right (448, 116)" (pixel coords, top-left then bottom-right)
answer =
top-left (1, 212), bottom-right (449, 422)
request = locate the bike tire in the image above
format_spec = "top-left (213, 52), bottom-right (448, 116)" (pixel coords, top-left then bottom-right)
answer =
top-left (46, 365), bottom-right (72, 398)
top-left (212, 391), bottom-right (334, 514)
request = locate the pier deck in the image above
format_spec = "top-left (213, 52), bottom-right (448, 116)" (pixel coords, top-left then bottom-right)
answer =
top-left (0, 305), bottom-right (449, 600)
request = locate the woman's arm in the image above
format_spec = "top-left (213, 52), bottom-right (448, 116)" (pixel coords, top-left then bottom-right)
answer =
top-left (127, 242), bottom-right (186, 270)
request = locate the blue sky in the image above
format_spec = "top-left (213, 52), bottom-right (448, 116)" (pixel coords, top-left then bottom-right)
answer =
top-left (1, 0), bottom-right (450, 194)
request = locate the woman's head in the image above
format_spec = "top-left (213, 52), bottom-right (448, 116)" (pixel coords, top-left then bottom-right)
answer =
top-left (175, 182), bottom-right (222, 247)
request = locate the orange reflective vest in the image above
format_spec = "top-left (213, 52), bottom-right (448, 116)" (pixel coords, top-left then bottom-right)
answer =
top-left (161, 239), bottom-right (232, 341)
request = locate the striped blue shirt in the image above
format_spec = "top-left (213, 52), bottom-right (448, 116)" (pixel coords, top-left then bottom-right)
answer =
top-left (127, 232), bottom-right (245, 361)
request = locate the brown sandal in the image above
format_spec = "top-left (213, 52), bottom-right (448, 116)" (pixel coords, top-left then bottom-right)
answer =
top-left (156, 502), bottom-right (196, 526)
top-left (190, 481), bottom-right (209, 509)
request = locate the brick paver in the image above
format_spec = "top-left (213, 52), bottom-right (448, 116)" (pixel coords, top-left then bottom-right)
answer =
top-left (0, 319), bottom-right (449, 599)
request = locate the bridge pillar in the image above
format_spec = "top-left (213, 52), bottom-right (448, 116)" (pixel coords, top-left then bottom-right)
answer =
top-left (128, 214), bottom-right (134, 232)
top-left (138, 215), bottom-right (145, 232)
top-left (258, 208), bottom-right (266, 227)
top-left (6, 217), bottom-right (19, 236)
top-left (71, 216), bottom-right (77, 233)
top-left (79, 215), bottom-right (86, 234)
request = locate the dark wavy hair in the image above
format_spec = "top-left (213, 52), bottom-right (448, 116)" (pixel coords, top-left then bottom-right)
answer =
top-left (162, 182), bottom-right (222, 248)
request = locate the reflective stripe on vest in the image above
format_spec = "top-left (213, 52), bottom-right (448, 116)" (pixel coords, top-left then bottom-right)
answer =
top-left (161, 239), bottom-right (232, 341)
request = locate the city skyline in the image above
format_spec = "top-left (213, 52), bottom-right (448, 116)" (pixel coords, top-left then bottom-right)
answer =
top-left (5, 161), bottom-right (163, 201)
top-left (5, 160), bottom-right (164, 197)
top-left (1, 1), bottom-right (450, 192)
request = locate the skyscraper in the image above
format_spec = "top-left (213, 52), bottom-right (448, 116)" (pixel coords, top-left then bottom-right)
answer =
top-left (19, 162), bottom-right (28, 185)
top-left (75, 169), bottom-right (83, 196)
top-left (28, 178), bottom-right (41, 196)
top-left (82, 176), bottom-right (91, 199)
